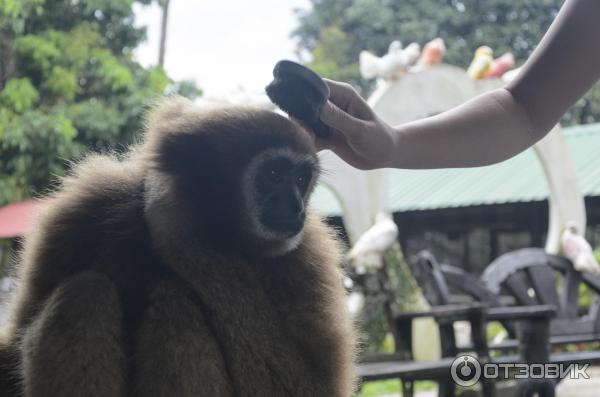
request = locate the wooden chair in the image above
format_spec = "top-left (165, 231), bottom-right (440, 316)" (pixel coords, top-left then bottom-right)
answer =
top-left (354, 251), bottom-right (556, 397)
top-left (410, 248), bottom-right (600, 395)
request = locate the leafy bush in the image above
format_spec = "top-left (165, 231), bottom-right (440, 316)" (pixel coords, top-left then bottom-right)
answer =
top-left (0, 0), bottom-right (202, 204)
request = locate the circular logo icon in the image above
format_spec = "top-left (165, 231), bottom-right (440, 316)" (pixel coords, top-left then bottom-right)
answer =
top-left (451, 355), bottom-right (481, 387)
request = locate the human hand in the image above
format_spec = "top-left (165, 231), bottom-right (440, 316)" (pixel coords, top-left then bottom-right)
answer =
top-left (317, 79), bottom-right (398, 170)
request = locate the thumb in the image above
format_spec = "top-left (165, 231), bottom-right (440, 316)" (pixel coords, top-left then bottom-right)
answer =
top-left (319, 101), bottom-right (366, 139)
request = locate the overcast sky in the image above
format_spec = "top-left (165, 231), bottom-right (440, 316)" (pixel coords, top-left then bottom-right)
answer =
top-left (134, 0), bottom-right (311, 98)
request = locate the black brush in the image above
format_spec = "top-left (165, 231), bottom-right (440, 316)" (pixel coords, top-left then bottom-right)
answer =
top-left (265, 60), bottom-right (331, 138)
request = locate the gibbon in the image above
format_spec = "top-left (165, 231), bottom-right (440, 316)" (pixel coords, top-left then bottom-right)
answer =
top-left (0, 97), bottom-right (356, 397)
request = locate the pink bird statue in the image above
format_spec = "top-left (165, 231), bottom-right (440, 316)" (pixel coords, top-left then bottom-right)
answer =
top-left (485, 52), bottom-right (515, 78)
top-left (418, 38), bottom-right (446, 67)
top-left (561, 222), bottom-right (600, 274)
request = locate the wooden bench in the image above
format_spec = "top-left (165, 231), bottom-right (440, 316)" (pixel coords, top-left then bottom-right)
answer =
top-left (352, 254), bottom-right (557, 397)
top-left (408, 248), bottom-right (600, 395)
top-left (414, 249), bottom-right (600, 353)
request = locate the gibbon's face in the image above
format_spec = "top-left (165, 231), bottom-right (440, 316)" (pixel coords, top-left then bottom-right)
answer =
top-left (151, 105), bottom-right (318, 256)
top-left (243, 147), bottom-right (319, 254)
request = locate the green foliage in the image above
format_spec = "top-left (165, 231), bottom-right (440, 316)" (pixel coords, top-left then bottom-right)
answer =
top-left (0, 78), bottom-right (39, 112)
top-left (357, 379), bottom-right (436, 396)
top-left (147, 66), bottom-right (170, 93)
top-left (167, 79), bottom-right (204, 99)
top-left (0, 0), bottom-right (44, 30)
top-left (44, 66), bottom-right (78, 99)
top-left (0, 109), bottom-right (78, 202)
top-left (294, 0), bottom-right (600, 124)
top-left (562, 84), bottom-right (600, 126)
top-left (357, 242), bottom-right (426, 355)
top-left (15, 34), bottom-right (60, 76)
top-left (578, 250), bottom-right (600, 310)
top-left (0, 0), bottom-right (202, 205)
top-left (296, 0), bottom-right (562, 76)
top-left (383, 243), bottom-right (424, 312)
top-left (486, 321), bottom-right (506, 344)
top-left (0, 0), bottom-right (22, 18)
top-left (94, 48), bottom-right (135, 91)
top-left (357, 379), bottom-right (401, 397)
top-left (307, 26), bottom-right (360, 84)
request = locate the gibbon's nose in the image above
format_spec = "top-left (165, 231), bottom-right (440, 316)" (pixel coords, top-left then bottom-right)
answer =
top-left (262, 190), bottom-right (306, 236)
top-left (269, 208), bottom-right (305, 236)
top-left (289, 189), bottom-right (305, 217)
top-left (294, 209), bottom-right (306, 224)
top-left (289, 198), bottom-right (304, 219)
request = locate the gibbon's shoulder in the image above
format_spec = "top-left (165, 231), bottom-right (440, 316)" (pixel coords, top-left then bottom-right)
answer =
top-left (46, 153), bottom-right (144, 227)
top-left (21, 154), bottom-right (147, 267)
top-left (295, 211), bottom-right (344, 271)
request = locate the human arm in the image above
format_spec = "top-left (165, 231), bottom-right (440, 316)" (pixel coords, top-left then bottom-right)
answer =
top-left (319, 0), bottom-right (600, 169)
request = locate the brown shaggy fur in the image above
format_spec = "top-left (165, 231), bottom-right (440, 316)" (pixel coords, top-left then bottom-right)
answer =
top-left (0, 97), bottom-right (356, 396)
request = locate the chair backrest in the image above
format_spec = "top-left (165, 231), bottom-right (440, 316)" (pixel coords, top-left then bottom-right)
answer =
top-left (481, 248), bottom-right (600, 335)
top-left (409, 250), bottom-right (500, 307)
top-left (408, 250), bottom-right (452, 306)
top-left (439, 263), bottom-right (501, 306)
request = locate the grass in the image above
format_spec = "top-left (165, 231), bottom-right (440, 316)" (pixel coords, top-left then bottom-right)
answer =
top-left (357, 379), bottom-right (437, 397)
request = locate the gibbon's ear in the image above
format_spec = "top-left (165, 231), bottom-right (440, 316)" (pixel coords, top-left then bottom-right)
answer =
top-left (162, 133), bottom-right (216, 181)
top-left (142, 96), bottom-right (212, 178)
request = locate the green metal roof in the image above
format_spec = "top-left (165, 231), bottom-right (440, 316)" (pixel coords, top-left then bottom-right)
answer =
top-left (310, 123), bottom-right (600, 216)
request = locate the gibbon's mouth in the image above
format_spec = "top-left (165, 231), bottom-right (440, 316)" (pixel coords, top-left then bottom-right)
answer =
top-left (264, 216), bottom-right (305, 238)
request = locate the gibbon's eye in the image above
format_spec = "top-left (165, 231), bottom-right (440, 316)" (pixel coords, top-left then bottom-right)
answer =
top-left (270, 169), bottom-right (283, 184)
top-left (256, 157), bottom-right (292, 194)
top-left (296, 168), bottom-right (312, 195)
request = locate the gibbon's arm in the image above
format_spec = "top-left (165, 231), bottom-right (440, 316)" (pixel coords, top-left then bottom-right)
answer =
top-left (319, 0), bottom-right (600, 169)
top-left (0, 334), bottom-right (20, 396)
top-left (21, 272), bottom-right (126, 397)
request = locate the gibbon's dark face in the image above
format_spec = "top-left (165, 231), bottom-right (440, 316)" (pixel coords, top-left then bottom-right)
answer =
top-left (254, 154), bottom-right (314, 235)
top-left (152, 106), bottom-right (318, 256)
top-left (243, 146), bottom-right (319, 254)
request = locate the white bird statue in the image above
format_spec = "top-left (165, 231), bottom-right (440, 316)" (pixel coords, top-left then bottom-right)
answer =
top-left (561, 222), bottom-right (600, 274)
top-left (501, 66), bottom-right (522, 83)
top-left (359, 41), bottom-right (421, 81)
top-left (346, 213), bottom-right (399, 270)
top-left (346, 291), bottom-right (365, 315)
top-left (0, 277), bottom-right (14, 293)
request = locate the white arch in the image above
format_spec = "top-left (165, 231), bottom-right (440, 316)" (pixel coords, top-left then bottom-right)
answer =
top-left (320, 63), bottom-right (586, 252)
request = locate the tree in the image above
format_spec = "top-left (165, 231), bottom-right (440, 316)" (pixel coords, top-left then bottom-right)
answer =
top-left (294, 0), bottom-right (600, 125)
top-left (0, 0), bottom-right (201, 205)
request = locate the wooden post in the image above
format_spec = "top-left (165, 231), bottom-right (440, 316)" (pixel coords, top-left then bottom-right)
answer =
top-left (158, 0), bottom-right (170, 68)
top-left (516, 317), bottom-right (555, 397)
